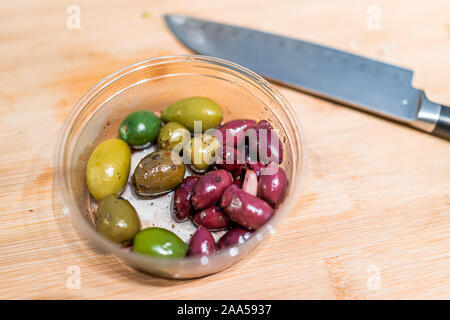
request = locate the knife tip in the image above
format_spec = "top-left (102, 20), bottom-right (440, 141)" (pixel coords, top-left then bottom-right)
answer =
top-left (163, 14), bottom-right (187, 24)
top-left (163, 14), bottom-right (173, 24)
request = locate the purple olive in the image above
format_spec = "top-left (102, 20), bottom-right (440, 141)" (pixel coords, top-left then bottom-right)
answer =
top-left (172, 175), bottom-right (201, 222)
top-left (192, 206), bottom-right (229, 230)
top-left (215, 119), bottom-right (256, 148)
top-left (258, 163), bottom-right (287, 206)
top-left (219, 184), bottom-right (274, 230)
top-left (214, 146), bottom-right (245, 177)
top-left (232, 174), bottom-right (244, 187)
top-left (191, 169), bottom-right (233, 210)
top-left (243, 140), bottom-right (270, 178)
top-left (217, 228), bottom-right (253, 250)
top-left (245, 120), bottom-right (283, 164)
top-left (246, 161), bottom-right (266, 178)
top-left (188, 225), bottom-right (216, 256)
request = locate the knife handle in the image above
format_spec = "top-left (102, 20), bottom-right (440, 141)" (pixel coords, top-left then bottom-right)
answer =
top-left (414, 92), bottom-right (450, 141)
top-left (432, 105), bottom-right (450, 141)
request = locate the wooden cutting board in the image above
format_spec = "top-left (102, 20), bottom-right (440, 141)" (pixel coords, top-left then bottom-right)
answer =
top-left (1, 0), bottom-right (449, 299)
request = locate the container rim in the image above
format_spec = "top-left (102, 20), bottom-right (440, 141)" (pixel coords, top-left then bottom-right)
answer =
top-left (53, 55), bottom-right (307, 276)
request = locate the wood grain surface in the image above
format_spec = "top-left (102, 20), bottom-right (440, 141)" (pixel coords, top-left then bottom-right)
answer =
top-left (0, 0), bottom-right (449, 299)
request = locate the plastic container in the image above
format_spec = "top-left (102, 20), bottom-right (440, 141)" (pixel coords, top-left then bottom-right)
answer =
top-left (54, 55), bottom-right (306, 278)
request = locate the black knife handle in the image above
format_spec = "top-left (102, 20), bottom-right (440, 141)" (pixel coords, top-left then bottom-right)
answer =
top-left (432, 105), bottom-right (450, 141)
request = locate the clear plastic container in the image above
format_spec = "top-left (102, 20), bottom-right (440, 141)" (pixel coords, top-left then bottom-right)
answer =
top-left (54, 55), bottom-right (306, 278)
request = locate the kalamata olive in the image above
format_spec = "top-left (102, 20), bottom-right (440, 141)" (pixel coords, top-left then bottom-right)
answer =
top-left (86, 139), bottom-right (131, 201)
top-left (157, 121), bottom-right (190, 151)
top-left (95, 195), bottom-right (141, 246)
top-left (242, 170), bottom-right (258, 196)
top-left (215, 119), bottom-right (256, 148)
top-left (214, 146), bottom-right (245, 177)
top-left (172, 175), bottom-right (201, 222)
top-left (191, 169), bottom-right (233, 210)
top-left (188, 225), bottom-right (216, 256)
top-left (161, 96), bottom-right (223, 132)
top-left (133, 150), bottom-right (185, 197)
top-left (243, 143), bottom-right (267, 177)
top-left (133, 227), bottom-right (188, 258)
top-left (219, 184), bottom-right (274, 230)
top-left (217, 228), bottom-right (253, 250)
top-left (192, 206), bottom-right (229, 230)
top-left (245, 160), bottom-right (267, 178)
top-left (232, 175), bottom-right (244, 187)
top-left (258, 163), bottom-right (287, 206)
top-left (186, 134), bottom-right (221, 172)
top-left (245, 120), bottom-right (283, 164)
top-left (119, 110), bottom-right (161, 148)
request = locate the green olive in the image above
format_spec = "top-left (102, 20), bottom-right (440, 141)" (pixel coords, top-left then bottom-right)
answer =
top-left (119, 110), bottom-right (161, 148)
top-left (95, 195), bottom-right (141, 246)
top-left (86, 139), bottom-right (131, 201)
top-left (157, 122), bottom-right (190, 151)
top-left (161, 97), bottom-right (223, 132)
top-left (133, 150), bottom-right (186, 196)
top-left (186, 134), bottom-right (220, 172)
top-left (133, 227), bottom-right (188, 258)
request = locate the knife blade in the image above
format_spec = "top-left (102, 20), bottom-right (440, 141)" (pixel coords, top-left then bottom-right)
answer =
top-left (164, 15), bottom-right (450, 141)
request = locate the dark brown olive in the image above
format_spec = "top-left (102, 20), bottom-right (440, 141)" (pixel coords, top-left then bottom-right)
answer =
top-left (219, 184), bottom-right (274, 230)
top-left (188, 225), bottom-right (216, 256)
top-left (192, 206), bottom-right (229, 230)
top-left (133, 150), bottom-right (185, 197)
top-left (172, 175), bottom-right (201, 222)
top-left (217, 228), bottom-right (253, 250)
top-left (191, 169), bottom-right (233, 210)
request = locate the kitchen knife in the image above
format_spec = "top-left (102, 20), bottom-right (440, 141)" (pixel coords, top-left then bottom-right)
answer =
top-left (164, 15), bottom-right (450, 141)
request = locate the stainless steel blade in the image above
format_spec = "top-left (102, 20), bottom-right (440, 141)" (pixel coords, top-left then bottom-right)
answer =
top-left (165, 15), bottom-right (447, 135)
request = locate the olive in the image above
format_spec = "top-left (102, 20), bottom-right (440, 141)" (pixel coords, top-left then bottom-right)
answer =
top-left (161, 96), bottom-right (223, 132)
top-left (217, 228), bottom-right (253, 250)
top-left (173, 175), bottom-right (201, 222)
top-left (185, 134), bottom-right (220, 172)
top-left (86, 139), bottom-right (131, 201)
top-left (95, 195), bottom-right (141, 246)
top-left (191, 169), bottom-right (233, 210)
top-left (215, 119), bottom-right (256, 148)
top-left (157, 122), bottom-right (190, 151)
top-left (220, 184), bottom-right (274, 230)
top-left (214, 146), bottom-right (245, 177)
top-left (246, 161), bottom-right (266, 178)
top-left (258, 163), bottom-right (287, 205)
top-left (188, 225), bottom-right (216, 256)
top-left (245, 120), bottom-right (283, 164)
top-left (119, 110), bottom-right (161, 148)
top-left (192, 206), bottom-right (229, 231)
top-left (133, 150), bottom-right (186, 197)
top-left (133, 227), bottom-right (188, 258)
